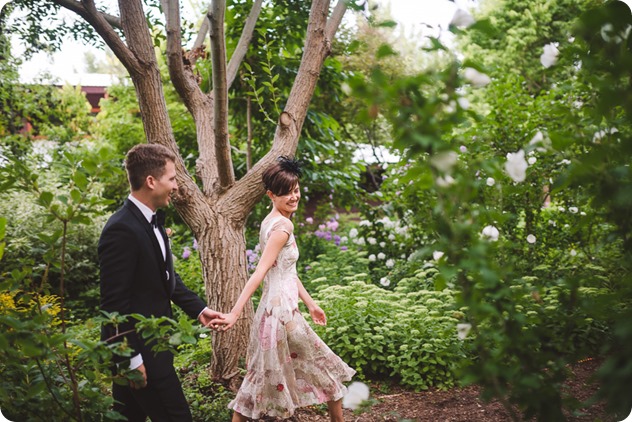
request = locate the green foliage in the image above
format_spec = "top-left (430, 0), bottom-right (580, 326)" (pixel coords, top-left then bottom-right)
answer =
top-left (309, 280), bottom-right (467, 390)
top-left (0, 139), bottom-right (120, 315)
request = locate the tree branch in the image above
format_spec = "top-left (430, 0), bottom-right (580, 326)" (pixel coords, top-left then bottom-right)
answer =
top-left (53, 0), bottom-right (140, 73)
top-left (209, 0), bottom-right (235, 189)
top-left (55, 0), bottom-right (122, 29)
top-left (225, 0), bottom-right (263, 89)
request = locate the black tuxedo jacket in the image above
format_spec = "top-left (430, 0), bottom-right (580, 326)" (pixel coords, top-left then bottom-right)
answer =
top-left (98, 199), bottom-right (206, 379)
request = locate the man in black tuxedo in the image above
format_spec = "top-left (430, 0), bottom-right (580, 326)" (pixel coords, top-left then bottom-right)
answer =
top-left (99, 143), bottom-right (222, 421)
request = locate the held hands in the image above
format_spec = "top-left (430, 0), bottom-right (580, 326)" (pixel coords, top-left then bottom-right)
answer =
top-left (216, 312), bottom-right (238, 332)
top-left (310, 305), bottom-right (327, 326)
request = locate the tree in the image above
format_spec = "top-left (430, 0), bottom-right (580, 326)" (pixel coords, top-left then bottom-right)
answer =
top-left (6, 0), bottom-right (351, 385)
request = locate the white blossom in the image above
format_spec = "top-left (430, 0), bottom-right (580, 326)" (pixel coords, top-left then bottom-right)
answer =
top-left (593, 127), bottom-right (618, 142)
top-left (367, 237), bottom-right (377, 245)
top-left (600, 23), bottom-right (631, 44)
top-left (349, 228), bottom-right (358, 239)
top-left (343, 382), bottom-right (370, 410)
top-left (458, 97), bottom-right (470, 110)
top-left (450, 8), bottom-right (475, 28)
top-left (486, 177), bottom-right (495, 187)
top-left (540, 43), bottom-right (559, 68)
top-left (388, 234), bottom-right (395, 241)
top-left (368, 254), bottom-right (376, 262)
top-left (505, 150), bottom-right (529, 182)
top-left (431, 151), bottom-right (459, 173)
top-left (436, 175), bottom-right (455, 187)
top-left (379, 242), bottom-right (386, 248)
top-left (481, 225), bottom-right (500, 241)
top-left (528, 156), bottom-right (537, 165)
top-left (464, 67), bottom-right (491, 87)
top-left (359, 220), bottom-right (372, 227)
top-left (459, 145), bottom-right (468, 153)
top-left (570, 249), bottom-right (577, 257)
top-left (527, 234), bottom-right (536, 244)
top-left (386, 259), bottom-right (395, 268)
top-left (377, 252), bottom-right (386, 260)
top-left (457, 323), bottom-right (472, 340)
top-left (379, 277), bottom-right (391, 287)
top-left (433, 250), bottom-right (444, 261)
top-left (569, 206), bottom-right (578, 214)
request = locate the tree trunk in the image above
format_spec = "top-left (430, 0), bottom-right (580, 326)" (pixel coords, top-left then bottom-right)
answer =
top-left (199, 212), bottom-right (253, 384)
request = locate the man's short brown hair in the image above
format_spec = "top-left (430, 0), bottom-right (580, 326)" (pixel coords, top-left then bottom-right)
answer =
top-left (125, 144), bottom-right (176, 191)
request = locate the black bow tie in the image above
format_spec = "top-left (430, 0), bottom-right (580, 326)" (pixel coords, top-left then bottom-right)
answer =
top-left (151, 210), bottom-right (166, 228)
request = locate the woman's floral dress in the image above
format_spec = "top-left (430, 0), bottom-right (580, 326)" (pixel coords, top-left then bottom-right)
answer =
top-left (228, 215), bottom-right (356, 419)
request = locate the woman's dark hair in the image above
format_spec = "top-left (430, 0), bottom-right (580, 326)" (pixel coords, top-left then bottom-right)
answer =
top-left (262, 156), bottom-right (302, 195)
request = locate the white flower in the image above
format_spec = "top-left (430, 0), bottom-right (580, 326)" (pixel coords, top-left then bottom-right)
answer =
top-left (450, 9), bottom-right (475, 28)
top-left (355, 237), bottom-right (366, 246)
top-left (430, 151), bottom-right (458, 172)
top-left (486, 177), bottom-right (495, 187)
top-left (340, 236), bottom-right (348, 244)
top-left (386, 259), bottom-right (395, 268)
top-left (505, 149), bottom-right (529, 182)
top-left (377, 252), bottom-right (386, 260)
top-left (527, 234), bottom-right (536, 244)
top-left (457, 323), bottom-right (472, 340)
top-left (388, 234), bottom-right (395, 241)
top-left (359, 220), bottom-right (371, 227)
top-left (343, 381), bottom-right (370, 410)
top-left (436, 175), bottom-right (455, 187)
top-left (570, 249), bottom-right (577, 256)
top-left (368, 254), bottom-right (376, 262)
top-left (527, 156), bottom-right (537, 165)
top-left (379, 242), bottom-right (386, 248)
top-left (481, 225), bottom-right (499, 241)
top-left (559, 159), bottom-right (571, 165)
top-left (457, 97), bottom-right (470, 110)
top-left (593, 127), bottom-right (618, 142)
top-left (548, 220), bottom-right (556, 227)
top-left (464, 67), bottom-right (491, 87)
top-left (379, 277), bottom-right (391, 287)
top-left (530, 130), bottom-right (544, 145)
top-left (569, 206), bottom-right (578, 214)
top-left (349, 228), bottom-right (358, 239)
top-left (433, 250), bottom-right (444, 261)
top-left (558, 206), bottom-right (565, 212)
top-left (367, 237), bottom-right (377, 245)
top-left (600, 23), bottom-right (631, 44)
top-left (540, 43), bottom-right (559, 68)
top-left (459, 145), bottom-right (468, 153)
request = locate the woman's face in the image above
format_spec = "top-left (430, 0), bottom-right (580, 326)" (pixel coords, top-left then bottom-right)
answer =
top-left (270, 183), bottom-right (301, 217)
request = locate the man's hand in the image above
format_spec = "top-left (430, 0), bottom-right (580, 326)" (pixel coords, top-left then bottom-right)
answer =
top-left (198, 307), bottom-right (224, 330)
top-left (129, 363), bottom-right (147, 390)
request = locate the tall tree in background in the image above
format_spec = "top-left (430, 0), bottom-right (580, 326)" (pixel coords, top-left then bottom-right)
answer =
top-left (6, 0), bottom-right (350, 385)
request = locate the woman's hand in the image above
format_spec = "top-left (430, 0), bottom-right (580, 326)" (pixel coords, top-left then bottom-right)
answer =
top-left (310, 306), bottom-right (327, 326)
top-left (217, 312), bottom-right (239, 331)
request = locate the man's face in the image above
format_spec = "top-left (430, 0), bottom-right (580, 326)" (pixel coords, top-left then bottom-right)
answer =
top-left (150, 160), bottom-right (178, 209)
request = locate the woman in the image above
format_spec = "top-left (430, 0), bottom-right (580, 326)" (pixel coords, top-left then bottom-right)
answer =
top-left (220, 156), bottom-right (355, 421)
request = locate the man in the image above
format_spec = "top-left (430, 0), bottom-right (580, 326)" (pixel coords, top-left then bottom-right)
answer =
top-left (99, 143), bottom-right (221, 421)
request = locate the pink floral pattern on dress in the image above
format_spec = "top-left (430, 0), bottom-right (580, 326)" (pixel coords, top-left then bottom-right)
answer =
top-left (227, 215), bottom-right (356, 419)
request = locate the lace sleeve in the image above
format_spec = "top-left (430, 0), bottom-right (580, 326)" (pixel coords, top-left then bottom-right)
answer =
top-left (267, 217), bottom-right (294, 239)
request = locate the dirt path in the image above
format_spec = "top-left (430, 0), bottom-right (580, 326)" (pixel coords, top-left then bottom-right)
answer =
top-left (283, 359), bottom-right (617, 422)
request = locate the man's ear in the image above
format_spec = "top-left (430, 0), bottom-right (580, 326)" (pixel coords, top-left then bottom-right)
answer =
top-left (145, 175), bottom-right (156, 190)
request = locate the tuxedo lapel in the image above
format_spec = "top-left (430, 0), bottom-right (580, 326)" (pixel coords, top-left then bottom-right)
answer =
top-left (124, 200), bottom-right (173, 296)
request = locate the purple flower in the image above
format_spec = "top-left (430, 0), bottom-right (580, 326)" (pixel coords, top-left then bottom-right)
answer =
top-left (340, 246), bottom-right (348, 251)
top-left (192, 238), bottom-right (198, 250)
top-left (326, 219), bottom-right (339, 231)
top-left (306, 217), bottom-right (314, 224)
top-left (334, 235), bottom-right (341, 246)
top-left (182, 247), bottom-right (191, 260)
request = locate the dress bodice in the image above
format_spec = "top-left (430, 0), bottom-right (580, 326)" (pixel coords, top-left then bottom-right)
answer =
top-left (260, 215), bottom-right (300, 313)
